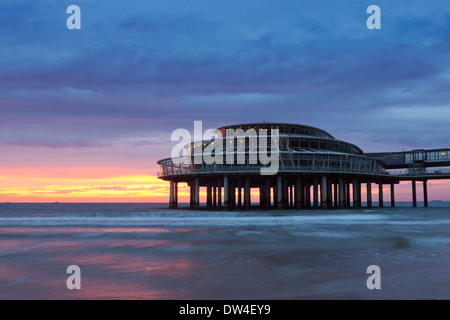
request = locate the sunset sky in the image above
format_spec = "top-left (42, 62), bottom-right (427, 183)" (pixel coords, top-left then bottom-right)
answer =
top-left (1, 0), bottom-right (449, 202)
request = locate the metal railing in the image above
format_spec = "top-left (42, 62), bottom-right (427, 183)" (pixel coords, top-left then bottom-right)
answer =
top-left (157, 153), bottom-right (450, 178)
top-left (157, 165), bottom-right (390, 177)
top-left (387, 169), bottom-right (450, 177)
top-left (157, 152), bottom-right (382, 177)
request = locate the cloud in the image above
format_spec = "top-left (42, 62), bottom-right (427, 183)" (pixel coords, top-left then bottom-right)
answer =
top-left (0, 0), bottom-right (449, 153)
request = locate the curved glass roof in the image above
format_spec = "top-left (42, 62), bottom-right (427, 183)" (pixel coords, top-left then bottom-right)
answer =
top-left (218, 122), bottom-right (335, 139)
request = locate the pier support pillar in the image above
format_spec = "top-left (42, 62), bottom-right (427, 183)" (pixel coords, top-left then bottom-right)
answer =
top-left (346, 183), bottom-right (351, 208)
top-left (305, 183), bottom-right (311, 208)
top-left (194, 177), bottom-right (200, 208)
top-left (353, 179), bottom-right (360, 208)
top-left (295, 178), bottom-right (302, 209)
top-left (212, 182), bottom-right (217, 208)
top-left (206, 183), bottom-right (212, 208)
top-left (339, 178), bottom-right (345, 208)
top-left (259, 186), bottom-right (264, 208)
top-left (367, 180), bottom-right (372, 208)
top-left (423, 180), bottom-right (428, 207)
top-left (282, 179), bottom-right (289, 208)
top-left (333, 182), bottom-right (339, 208)
top-left (352, 179), bottom-right (357, 208)
top-left (313, 179), bottom-right (319, 208)
top-left (190, 182), bottom-right (195, 208)
top-left (244, 177), bottom-right (251, 208)
top-left (357, 181), bottom-right (362, 207)
top-left (189, 182), bottom-right (193, 208)
top-left (169, 180), bottom-right (174, 208)
top-left (277, 176), bottom-right (282, 209)
top-left (274, 186), bottom-right (278, 208)
top-left (230, 181), bottom-right (236, 208)
top-left (174, 182), bottom-right (178, 208)
top-left (217, 179), bottom-right (222, 207)
top-left (237, 180), bottom-right (242, 208)
top-left (327, 179), bottom-right (333, 208)
top-left (223, 176), bottom-right (229, 208)
top-left (265, 179), bottom-right (271, 208)
top-left (390, 183), bottom-right (395, 207)
top-left (412, 180), bottom-right (417, 207)
top-left (378, 183), bottom-right (383, 207)
top-left (232, 182), bottom-right (237, 208)
top-left (289, 185), bottom-right (294, 207)
top-left (321, 176), bottom-right (328, 209)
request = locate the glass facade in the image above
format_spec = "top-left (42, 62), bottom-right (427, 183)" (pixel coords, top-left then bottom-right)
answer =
top-left (404, 149), bottom-right (450, 163)
top-left (158, 123), bottom-right (383, 177)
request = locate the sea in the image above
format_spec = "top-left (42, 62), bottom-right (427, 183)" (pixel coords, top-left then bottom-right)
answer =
top-left (0, 202), bottom-right (448, 300)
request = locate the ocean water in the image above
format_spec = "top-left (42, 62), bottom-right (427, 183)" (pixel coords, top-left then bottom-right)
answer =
top-left (0, 202), bottom-right (448, 300)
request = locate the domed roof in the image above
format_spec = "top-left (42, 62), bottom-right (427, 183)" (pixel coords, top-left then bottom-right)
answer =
top-left (217, 122), bottom-right (335, 139)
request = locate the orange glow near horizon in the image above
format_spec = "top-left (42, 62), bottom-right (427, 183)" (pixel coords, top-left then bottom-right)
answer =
top-left (0, 167), bottom-right (190, 203)
top-left (1, 166), bottom-right (449, 203)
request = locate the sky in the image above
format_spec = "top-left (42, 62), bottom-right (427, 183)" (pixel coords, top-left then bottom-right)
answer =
top-left (0, 0), bottom-right (449, 202)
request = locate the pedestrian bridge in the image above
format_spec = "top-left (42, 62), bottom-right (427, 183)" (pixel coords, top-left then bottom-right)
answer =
top-left (366, 148), bottom-right (450, 169)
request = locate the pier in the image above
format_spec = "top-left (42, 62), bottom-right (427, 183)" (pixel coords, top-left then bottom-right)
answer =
top-left (157, 123), bottom-right (450, 209)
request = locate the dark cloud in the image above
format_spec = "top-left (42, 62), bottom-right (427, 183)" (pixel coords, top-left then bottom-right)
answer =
top-left (118, 13), bottom-right (216, 34)
top-left (0, 0), bottom-right (449, 152)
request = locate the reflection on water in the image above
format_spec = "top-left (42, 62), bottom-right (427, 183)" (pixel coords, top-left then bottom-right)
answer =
top-left (0, 203), bottom-right (449, 299)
